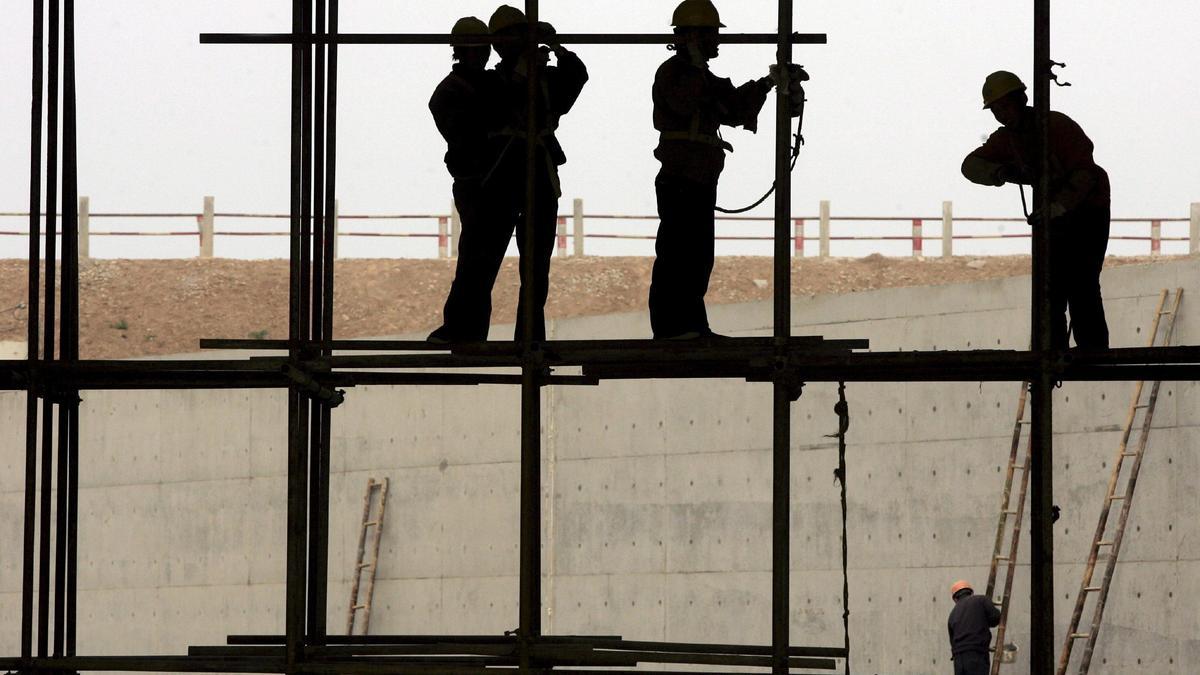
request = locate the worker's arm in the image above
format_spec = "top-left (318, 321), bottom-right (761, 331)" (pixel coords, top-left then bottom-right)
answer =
top-left (962, 128), bottom-right (1027, 187)
top-left (547, 47), bottom-right (589, 116)
top-left (1048, 112), bottom-right (1100, 212)
top-left (714, 75), bottom-right (772, 132)
top-left (985, 598), bottom-right (1001, 627)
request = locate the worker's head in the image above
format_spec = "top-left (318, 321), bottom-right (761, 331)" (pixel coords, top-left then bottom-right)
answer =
top-left (981, 71), bottom-right (1028, 128)
top-left (950, 580), bottom-right (974, 601)
top-left (671, 0), bottom-right (723, 61)
top-left (450, 17), bottom-right (490, 70)
top-left (488, 5), bottom-right (555, 62)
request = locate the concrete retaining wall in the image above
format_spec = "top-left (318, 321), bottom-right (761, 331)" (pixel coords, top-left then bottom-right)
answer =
top-left (2, 259), bottom-right (1197, 674)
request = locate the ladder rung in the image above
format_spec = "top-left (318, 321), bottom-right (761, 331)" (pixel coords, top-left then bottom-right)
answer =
top-left (1121, 452), bottom-right (1138, 457)
top-left (1003, 509), bottom-right (1019, 514)
top-left (364, 520), bottom-right (381, 526)
top-left (1133, 403), bottom-right (1150, 409)
top-left (1085, 586), bottom-right (1101, 592)
top-left (1159, 309), bottom-right (1175, 315)
top-left (1097, 540), bottom-right (1114, 546)
top-left (1011, 464), bottom-right (1025, 470)
top-left (995, 555), bottom-right (1010, 561)
top-left (1070, 633), bottom-right (1090, 640)
top-left (351, 604), bottom-right (366, 611)
top-left (1107, 494), bottom-right (1127, 501)
top-left (357, 562), bottom-right (374, 569)
top-left (1019, 420), bottom-right (1031, 425)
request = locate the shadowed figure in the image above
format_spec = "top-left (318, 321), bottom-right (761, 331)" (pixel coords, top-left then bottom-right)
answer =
top-left (946, 580), bottom-right (1000, 675)
top-left (962, 70), bottom-right (1111, 350)
top-left (648, 0), bottom-right (775, 340)
top-left (427, 6), bottom-right (588, 343)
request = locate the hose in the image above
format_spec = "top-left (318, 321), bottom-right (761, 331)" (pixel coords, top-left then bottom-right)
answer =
top-left (715, 111), bottom-right (804, 215)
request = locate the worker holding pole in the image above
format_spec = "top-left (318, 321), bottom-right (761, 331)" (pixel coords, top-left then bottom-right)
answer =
top-left (427, 17), bottom-right (503, 343)
top-left (961, 71), bottom-right (1111, 349)
top-left (947, 580), bottom-right (1001, 675)
top-left (647, 0), bottom-right (787, 340)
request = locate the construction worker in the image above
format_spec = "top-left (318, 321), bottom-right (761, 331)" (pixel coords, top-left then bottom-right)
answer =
top-left (648, 0), bottom-right (776, 340)
top-left (485, 4), bottom-right (588, 341)
top-left (946, 580), bottom-right (1000, 675)
top-left (428, 17), bottom-right (504, 343)
top-left (962, 71), bottom-right (1111, 349)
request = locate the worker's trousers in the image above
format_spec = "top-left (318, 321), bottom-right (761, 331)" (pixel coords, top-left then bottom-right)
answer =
top-left (1049, 205), bottom-right (1110, 349)
top-left (434, 178), bottom-right (511, 341)
top-left (649, 173), bottom-right (718, 339)
top-left (952, 651), bottom-right (989, 675)
top-left (491, 162), bottom-right (560, 341)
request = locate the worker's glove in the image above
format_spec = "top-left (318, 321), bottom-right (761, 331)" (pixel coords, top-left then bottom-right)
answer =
top-left (767, 64), bottom-right (809, 118)
top-left (995, 164), bottom-right (1028, 185)
top-left (1026, 202), bottom-right (1067, 227)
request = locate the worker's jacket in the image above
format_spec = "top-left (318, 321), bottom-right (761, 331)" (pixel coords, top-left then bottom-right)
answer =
top-left (653, 54), bottom-right (771, 185)
top-left (429, 64), bottom-right (500, 181)
top-left (488, 47), bottom-right (589, 189)
top-left (962, 107), bottom-right (1110, 213)
top-left (947, 594), bottom-right (1001, 657)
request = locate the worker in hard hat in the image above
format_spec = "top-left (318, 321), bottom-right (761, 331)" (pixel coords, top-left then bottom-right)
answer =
top-left (961, 70), bottom-right (1111, 350)
top-left (484, 4), bottom-right (589, 341)
top-left (428, 17), bottom-right (504, 343)
top-left (946, 580), bottom-right (1000, 675)
top-left (649, 0), bottom-right (775, 340)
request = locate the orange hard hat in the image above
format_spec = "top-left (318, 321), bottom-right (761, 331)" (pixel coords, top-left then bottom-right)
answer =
top-left (950, 580), bottom-right (973, 598)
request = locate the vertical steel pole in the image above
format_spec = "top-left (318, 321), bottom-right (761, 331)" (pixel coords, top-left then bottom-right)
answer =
top-left (22, 0), bottom-right (46, 663)
top-left (772, 1), bottom-right (794, 674)
top-left (285, 1), bottom-right (308, 671)
top-left (519, 4), bottom-right (543, 671)
top-left (1030, 1), bottom-right (1055, 673)
top-left (38, 0), bottom-right (61, 659)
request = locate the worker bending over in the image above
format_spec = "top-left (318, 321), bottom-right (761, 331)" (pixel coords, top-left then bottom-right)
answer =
top-left (428, 17), bottom-right (502, 343)
top-left (486, 4), bottom-right (588, 341)
top-left (649, 0), bottom-right (775, 340)
top-left (962, 71), bottom-right (1111, 349)
top-left (946, 580), bottom-right (1000, 675)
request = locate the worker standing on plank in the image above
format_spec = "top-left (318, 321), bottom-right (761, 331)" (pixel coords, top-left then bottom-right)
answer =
top-left (648, 0), bottom-right (776, 340)
top-left (961, 70), bottom-right (1111, 349)
top-left (947, 580), bottom-right (1000, 675)
top-left (428, 17), bottom-right (503, 343)
top-left (485, 4), bottom-right (588, 341)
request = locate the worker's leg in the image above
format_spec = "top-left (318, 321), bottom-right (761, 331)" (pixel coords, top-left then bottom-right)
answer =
top-left (649, 173), bottom-right (717, 338)
top-left (432, 179), bottom-right (513, 341)
top-left (513, 168), bottom-right (559, 341)
top-left (1048, 226), bottom-right (1071, 350)
top-left (1064, 206), bottom-right (1111, 349)
top-left (953, 651), bottom-right (989, 675)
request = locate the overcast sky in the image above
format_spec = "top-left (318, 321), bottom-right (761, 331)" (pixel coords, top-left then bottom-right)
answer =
top-left (2, 1), bottom-right (1198, 258)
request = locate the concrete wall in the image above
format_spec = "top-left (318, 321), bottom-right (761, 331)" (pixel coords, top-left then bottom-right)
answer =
top-left (2, 259), bottom-right (1197, 674)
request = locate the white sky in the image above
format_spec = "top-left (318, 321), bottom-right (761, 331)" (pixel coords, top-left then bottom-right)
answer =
top-left (1, 1), bottom-right (1198, 258)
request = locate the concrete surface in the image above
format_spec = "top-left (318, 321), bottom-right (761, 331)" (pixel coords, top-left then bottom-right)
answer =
top-left (2, 258), bottom-right (1198, 674)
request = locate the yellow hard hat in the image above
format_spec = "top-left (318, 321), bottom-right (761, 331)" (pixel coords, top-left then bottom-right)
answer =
top-left (671, 0), bottom-right (726, 28)
top-left (452, 16), bottom-right (489, 37)
top-left (981, 70), bottom-right (1026, 109)
top-left (488, 4), bottom-right (526, 34)
top-left (950, 580), bottom-right (973, 598)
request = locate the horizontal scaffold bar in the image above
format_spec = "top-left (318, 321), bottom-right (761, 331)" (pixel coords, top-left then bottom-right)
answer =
top-left (198, 32), bottom-right (828, 46)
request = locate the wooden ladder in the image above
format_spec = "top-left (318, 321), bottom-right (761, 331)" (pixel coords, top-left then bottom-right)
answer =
top-left (346, 477), bottom-right (389, 636)
top-left (1057, 288), bottom-right (1183, 675)
top-left (986, 380), bottom-right (1033, 673)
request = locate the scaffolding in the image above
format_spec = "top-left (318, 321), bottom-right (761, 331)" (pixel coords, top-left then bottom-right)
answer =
top-left (4, 1), bottom-right (1200, 674)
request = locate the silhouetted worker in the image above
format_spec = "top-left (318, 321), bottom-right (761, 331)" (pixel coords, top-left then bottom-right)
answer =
top-left (428, 17), bottom-right (503, 343)
top-left (486, 4), bottom-right (588, 341)
top-left (962, 71), bottom-right (1111, 349)
top-left (947, 580), bottom-right (1000, 675)
top-left (649, 0), bottom-right (775, 340)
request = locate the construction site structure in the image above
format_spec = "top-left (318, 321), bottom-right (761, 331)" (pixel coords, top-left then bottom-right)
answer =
top-left (4, 2), bottom-right (1200, 675)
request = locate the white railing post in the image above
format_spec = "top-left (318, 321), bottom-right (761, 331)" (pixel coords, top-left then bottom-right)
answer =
top-left (572, 198), bottom-right (584, 257)
top-left (819, 200), bottom-right (830, 258)
top-left (438, 216), bottom-right (449, 259)
top-left (793, 218), bottom-right (804, 257)
top-left (200, 195), bottom-right (215, 258)
top-left (1190, 203), bottom-right (1199, 255)
top-left (1151, 219), bottom-right (1162, 257)
top-left (912, 218), bottom-right (924, 258)
top-left (942, 200), bottom-right (953, 258)
top-left (450, 200), bottom-right (461, 257)
top-left (556, 216), bottom-right (567, 256)
top-left (78, 196), bottom-right (90, 260)
top-left (332, 199), bottom-right (340, 259)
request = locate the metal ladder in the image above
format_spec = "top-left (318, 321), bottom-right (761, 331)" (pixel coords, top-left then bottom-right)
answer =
top-left (346, 477), bottom-right (389, 636)
top-left (1057, 288), bottom-right (1183, 675)
top-left (985, 381), bottom-right (1033, 674)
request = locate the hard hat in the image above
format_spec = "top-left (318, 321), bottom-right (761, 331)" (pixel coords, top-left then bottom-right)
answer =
top-left (452, 16), bottom-right (489, 37)
top-left (950, 580), bottom-right (973, 598)
top-left (981, 70), bottom-right (1026, 109)
top-left (671, 0), bottom-right (726, 28)
top-left (489, 5), bottom-right (526, 34)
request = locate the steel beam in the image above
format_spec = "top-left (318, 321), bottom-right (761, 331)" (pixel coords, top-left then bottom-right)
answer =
top-left (198, 32), bottom-right (828, 46)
